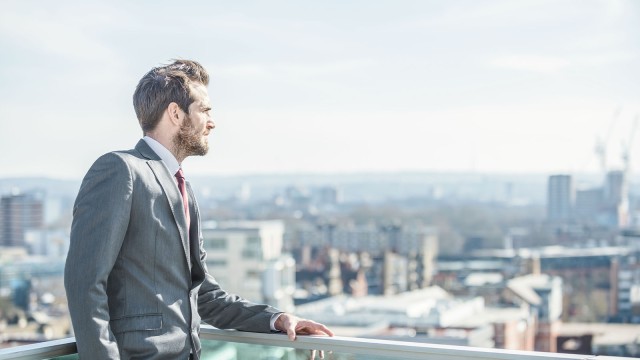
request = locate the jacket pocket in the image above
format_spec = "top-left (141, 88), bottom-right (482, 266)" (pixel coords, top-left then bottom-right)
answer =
top-left (110, 313), bottom-right (163, 334)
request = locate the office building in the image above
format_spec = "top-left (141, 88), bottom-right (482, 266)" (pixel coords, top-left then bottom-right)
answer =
top-left (547, 175), bottom-right (574, 221)
top-left (575, 188), bottom-right (603, 222)
top-left (0, 193), bottom-right (44, 248)
top-left (201, 220), bottom-right (294, 310)
top-left (603, 170), bottom-right (629, 228)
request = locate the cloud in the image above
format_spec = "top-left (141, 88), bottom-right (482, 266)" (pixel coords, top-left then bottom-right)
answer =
top-left (488, 50), bottom-right (638, 74)
top-left (489, 55), bottom-right (571, 73)
top-left (213, 59), bottom-right (376, 80)
top-left (0, 2), bottom-right (124, 64)
top-left (397, 0), bottom-right (573, 31)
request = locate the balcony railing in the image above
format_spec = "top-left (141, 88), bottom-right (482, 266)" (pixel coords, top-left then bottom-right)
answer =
top-left (0, 325), bottom-right (633, 360)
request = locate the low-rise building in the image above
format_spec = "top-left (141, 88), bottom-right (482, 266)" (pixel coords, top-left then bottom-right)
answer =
top-left (201, 220), bottom-right (294, 311)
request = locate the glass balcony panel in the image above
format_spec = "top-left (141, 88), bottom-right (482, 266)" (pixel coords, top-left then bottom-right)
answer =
top-left (201, 339), bottom-right (423, 360)
top-left (2, 326), bottom-right (638, 360)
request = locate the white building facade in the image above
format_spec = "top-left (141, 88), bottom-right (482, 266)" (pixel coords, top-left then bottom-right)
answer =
top-left (201, 220), bottom-right (294, 312)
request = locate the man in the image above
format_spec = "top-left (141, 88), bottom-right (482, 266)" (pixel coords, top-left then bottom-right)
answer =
top-left (64, 59), bottom-right (333, 359)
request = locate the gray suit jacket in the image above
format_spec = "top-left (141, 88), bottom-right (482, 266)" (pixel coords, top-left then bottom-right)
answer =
top-left (64, 140), bottom-right (280, 359)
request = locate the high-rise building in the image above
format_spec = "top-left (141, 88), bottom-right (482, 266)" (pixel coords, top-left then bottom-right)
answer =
top-left (603, 170), bottom-right (629, 228)
top-left (0, 192), bottom-right (44, 248)
top-left (316, 186), bottom-right (341, 206)
top-left (575, 188), bottom-right (603, 221)
top-left (544, 170), bottom-right (632, 229)
top-left (547, 175), bottom-right (574, 221)
top-left (605, 170), bottom-right (627, 206)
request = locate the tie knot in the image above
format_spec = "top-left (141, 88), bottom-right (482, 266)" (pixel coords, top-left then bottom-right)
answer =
top-left (175, 168), bottom-right (185, 180)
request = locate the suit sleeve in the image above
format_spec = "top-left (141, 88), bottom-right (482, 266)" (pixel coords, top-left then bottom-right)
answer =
top-left (196, 235), bottom-right (281, 333)
top-left (64, 153), bottom-right (133, 359)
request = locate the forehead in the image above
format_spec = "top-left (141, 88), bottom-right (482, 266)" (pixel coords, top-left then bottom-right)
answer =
top-left (189, 83), bottom-right (210, 107)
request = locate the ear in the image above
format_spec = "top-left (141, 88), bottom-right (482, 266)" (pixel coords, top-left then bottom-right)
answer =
top-left (166, 102), bottom-right (185, 127)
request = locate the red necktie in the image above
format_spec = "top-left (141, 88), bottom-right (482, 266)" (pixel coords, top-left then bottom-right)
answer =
top-left (175, 168), bottom-right (190, 236)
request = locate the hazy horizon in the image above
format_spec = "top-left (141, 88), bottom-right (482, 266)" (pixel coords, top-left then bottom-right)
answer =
top-left (0, 170), bottom-right (620, 186)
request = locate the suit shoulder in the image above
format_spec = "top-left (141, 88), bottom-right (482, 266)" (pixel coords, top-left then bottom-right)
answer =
top-left (82, 154), bottom-right (123, 181)
top-left (76, 151), bottom-right (136, 204)
top-left (91, 149), bottom-right (144, 168)
top-left (110, 148), bottom-right (145, 162)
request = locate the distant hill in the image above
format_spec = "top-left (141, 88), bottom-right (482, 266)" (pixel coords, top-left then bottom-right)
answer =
top-left (188, 172), bottom-right (553, 204)
top-left (0, 171), bottom-right (614, 205)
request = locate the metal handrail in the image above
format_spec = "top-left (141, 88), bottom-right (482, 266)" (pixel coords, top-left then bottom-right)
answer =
top-left (199, 326), bottom-right (626, 360)
top-left (0, 325), bottom-right (632, 360)
top-left (0, 338), bottom-right (76, 360)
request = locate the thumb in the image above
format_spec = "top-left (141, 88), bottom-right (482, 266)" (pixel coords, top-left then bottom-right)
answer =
top-left (287, 323), bottom-right (297, 341)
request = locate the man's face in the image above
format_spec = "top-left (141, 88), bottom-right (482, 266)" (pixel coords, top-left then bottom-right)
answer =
top-left (173, 83), bottom-right (215, 157)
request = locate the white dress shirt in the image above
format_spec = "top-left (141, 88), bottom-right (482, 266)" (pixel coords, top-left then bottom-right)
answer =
top-left (143, 136), bottom-right (180, 178)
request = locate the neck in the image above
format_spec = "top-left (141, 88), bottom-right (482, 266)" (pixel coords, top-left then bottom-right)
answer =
top-left (173, 147), bottom-right (187, 164)
top-left (145, 132), bottom-right (186, 164)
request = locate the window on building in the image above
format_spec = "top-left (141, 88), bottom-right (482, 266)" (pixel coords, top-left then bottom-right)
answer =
top-left (208, 259), bottom-right (227, 267)
top-left (206, 238), bottom-right (227, 250)
top-left (246, 270), bottom-right (260, 279)
top-left (242, 248), bottom-right (262, 259)
top-left (242, 237), bottom-right (262, 259)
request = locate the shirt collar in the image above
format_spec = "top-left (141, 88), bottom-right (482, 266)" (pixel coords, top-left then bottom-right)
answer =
top-left (142, 136), bottom-right (181, 176)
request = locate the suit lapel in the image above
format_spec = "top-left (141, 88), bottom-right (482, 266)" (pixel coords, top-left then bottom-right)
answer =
top-left (136, 140), bottom-right (191, 270)
top-left (185, 182), bottom-right (197, 240)
top-left (186, 184), bottom-right (201, 258)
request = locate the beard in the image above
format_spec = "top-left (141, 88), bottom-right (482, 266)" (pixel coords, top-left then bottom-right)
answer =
top-left (173, 114), bottom-right (209, 157)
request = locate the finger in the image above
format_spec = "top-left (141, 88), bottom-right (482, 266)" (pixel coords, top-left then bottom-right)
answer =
top-left (309, 349), bottom-right (316, 360)
top-left (294, 320), bottom-right (313, 334)
top-left (300, 322), bottom-right (334, 336)
top-left (305, 323), bottom-right (333, 336)
top-left (320, 350), bottom-right (325, 359)
top-left (287, 322), bottom-right (297, 341)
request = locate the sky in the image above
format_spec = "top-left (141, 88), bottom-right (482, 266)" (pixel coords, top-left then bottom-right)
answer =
top-left (0, 0), bottom-right (639, 179)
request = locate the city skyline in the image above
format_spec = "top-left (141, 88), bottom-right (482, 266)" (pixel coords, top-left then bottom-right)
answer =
top-left (1, 0), bottom-right (639, 179)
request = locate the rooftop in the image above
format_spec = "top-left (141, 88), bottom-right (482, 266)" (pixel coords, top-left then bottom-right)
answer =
top-left (559, 323), bottom-right (640, 347)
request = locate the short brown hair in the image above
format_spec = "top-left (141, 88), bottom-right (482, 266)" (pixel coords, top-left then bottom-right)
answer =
top-left (133, 59), bottom-right (210, 133)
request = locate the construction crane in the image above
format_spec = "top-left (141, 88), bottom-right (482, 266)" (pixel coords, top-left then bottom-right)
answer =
top-left (622, 114), bottom-right (639, 177)
top-left (595, 107), bottom-right (622, 175)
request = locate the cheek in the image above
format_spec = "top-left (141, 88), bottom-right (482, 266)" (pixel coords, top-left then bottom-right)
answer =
top-left (190, 116), bottom-right (205, 131)
top-left (199, 117), bottom-right (208, 130)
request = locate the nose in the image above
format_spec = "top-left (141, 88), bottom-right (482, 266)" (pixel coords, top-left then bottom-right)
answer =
top-left (207, 119), bottom-right (215, 130)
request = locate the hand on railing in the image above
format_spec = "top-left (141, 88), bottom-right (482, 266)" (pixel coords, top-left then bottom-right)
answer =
top-left (274, 313), bottom-right (334, 359)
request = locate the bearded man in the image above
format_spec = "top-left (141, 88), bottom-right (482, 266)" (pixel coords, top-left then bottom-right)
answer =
top-left (64, 59), bottom-right (332, 360)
